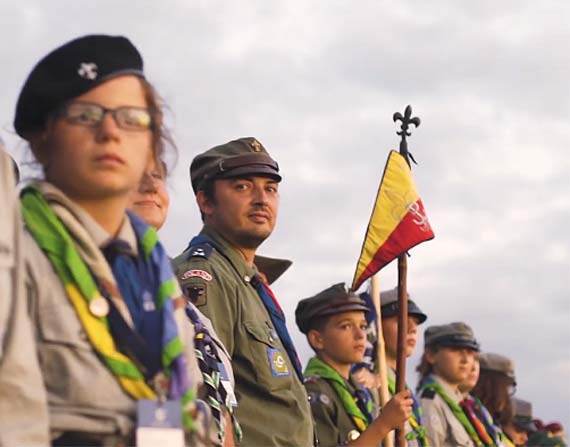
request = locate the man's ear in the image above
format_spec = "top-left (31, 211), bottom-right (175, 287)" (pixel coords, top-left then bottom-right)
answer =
top-left (308, 329), bottom-right (325, 351)
top-left (196, 190), bottom-right (214, 219)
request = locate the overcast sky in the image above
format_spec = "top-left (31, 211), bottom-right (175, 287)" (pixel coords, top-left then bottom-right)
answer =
top-left (1, 0), bottom-right (568, 431)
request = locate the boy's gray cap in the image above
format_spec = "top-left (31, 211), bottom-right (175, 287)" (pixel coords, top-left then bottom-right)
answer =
top-left (511, 398), bottom-right (537, 432)
top-left (295, 283), bottom-right (370, 334)
top-left (190, 137), bottom-right (281, 193)
top-left (380, 287), bottom-right (427, 324)
top-left (479, 352), bottom-right (516, 384)
top-left (424, 322), bottom-right (480, 351)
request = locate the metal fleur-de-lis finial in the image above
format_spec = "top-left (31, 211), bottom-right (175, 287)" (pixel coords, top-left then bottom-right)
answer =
top-left (393, 105), bottom-right (421, 167)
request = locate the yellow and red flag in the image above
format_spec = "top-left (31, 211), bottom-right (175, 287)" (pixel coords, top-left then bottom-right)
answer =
top-left (351, 150), bottom-right (434, 292)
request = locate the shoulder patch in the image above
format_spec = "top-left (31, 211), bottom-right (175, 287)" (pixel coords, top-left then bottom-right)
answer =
top-left (186, 243), bottom-right (213, 260)
top-left (421, 388), bottom-right (436, 399)
top-left (183, 283), bottom-right (207, 306)
top-left (180, 269), bottom-right (212, 281)
top-left (303, 374), bottom-right (321, 384)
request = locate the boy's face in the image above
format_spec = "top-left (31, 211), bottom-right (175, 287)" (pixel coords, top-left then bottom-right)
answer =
top-left (382, 315), bottom-right (420, 360)
top-left (427, 346), bottom-right (477, 385)
top-left (311, 311), bottom-right (368, 367)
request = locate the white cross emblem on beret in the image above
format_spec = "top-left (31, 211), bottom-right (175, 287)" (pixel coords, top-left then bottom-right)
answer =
top-left (78, 62), bottom-right (98, 80)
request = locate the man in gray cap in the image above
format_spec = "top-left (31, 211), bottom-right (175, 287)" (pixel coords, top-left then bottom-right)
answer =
top-left (296, 283), bottom-right (414, 447)
top-left (416, 322), bottom-right (482, 447)
top-left (172, 137), bottom-right (313, 446)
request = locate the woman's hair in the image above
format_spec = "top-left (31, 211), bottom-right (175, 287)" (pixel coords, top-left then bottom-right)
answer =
top-left (416, 345), bottom-right (440, 385)
top-left (471, 369), bottom-right (514, 425)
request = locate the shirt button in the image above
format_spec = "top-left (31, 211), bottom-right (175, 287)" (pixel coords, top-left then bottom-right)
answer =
top-left (244, 275), bottom-right (251, 283)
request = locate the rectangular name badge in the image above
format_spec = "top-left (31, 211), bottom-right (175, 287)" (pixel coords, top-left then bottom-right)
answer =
top-left (136, 399), bottom-right (184, 447)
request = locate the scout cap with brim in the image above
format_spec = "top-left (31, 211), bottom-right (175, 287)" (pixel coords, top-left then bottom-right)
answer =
top-left (379, 287), bottom-right (427, 324)
top-left (479, 352), bottom-right (516, 384)
top-left (424, 322), bottom-right (480, 351)
top-left (511, 398), bottom-right (537, 432)
top-left (14, 34), bottom-right (144, 138)
top-left (190, 137), bottom-right (281, 193)
top-left (295, 283), bottom-right (370, 334)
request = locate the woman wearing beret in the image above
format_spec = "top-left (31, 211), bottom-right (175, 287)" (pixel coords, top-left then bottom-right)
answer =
top-left (14, 34), bottom-right (203, 446)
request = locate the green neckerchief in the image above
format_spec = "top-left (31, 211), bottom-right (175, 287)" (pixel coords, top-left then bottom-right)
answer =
top-left (419, 377), bottom-right (483, 446)
top-left (305, 357), bottom-right (370, 431)
top-left (387, 373), bottom-right (429, 445)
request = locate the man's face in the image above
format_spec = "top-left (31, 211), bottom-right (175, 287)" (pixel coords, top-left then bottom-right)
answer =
top-left (427, 346), bottom-right (477, 385)
top-left (200, 176), bottom-right (279, 250)
top-left (382, 315), bottom-right (420, 361)
top-left (312, 311), bottom-right (368, 368)
top-left (503, 422), bottom-right (529, 446)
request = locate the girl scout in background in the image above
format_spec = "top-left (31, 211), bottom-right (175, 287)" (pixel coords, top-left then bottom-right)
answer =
top-left (15, 34), bottom-right (203, 445)
top-left (128, 158), bottom-right (241, 446)
top-left (296, 283), bottom-right (413, 447)
top-left (416, 322), bottom-right (482, 447)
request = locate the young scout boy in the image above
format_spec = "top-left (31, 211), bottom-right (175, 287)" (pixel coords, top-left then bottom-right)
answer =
top-left (416, 322), bottom-right (482, 447)
top-left (295, 283), bottom-right (413, 446)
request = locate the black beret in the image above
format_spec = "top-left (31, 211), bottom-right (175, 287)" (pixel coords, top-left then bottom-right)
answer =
top-left (14, 34), bottom-right (144, 138)
top-left (190, 137), bottom-right (281, 193)
top-left (295, 283), bottom-right (370, 334)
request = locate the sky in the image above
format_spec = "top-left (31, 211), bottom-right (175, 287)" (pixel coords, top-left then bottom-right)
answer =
top-left (1, 0), bottom-right (568, 431)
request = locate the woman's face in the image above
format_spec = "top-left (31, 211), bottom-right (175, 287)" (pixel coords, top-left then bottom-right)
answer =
top-left (128, 159), bottom-right (170, 230)
top-left (382, 315), bottom-right (420, 361)
top-left (427, 346), bottom-right (477, 385)
top-left (35, 75), bottom-right (152, 203)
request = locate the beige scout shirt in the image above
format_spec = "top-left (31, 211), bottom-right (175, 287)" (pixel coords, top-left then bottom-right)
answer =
top-left (420, 374), bottom-right (474, 447)
top-left (0, 150), bottom-right (50, 446)
top-left (24, 185), bottom-right (202, 442)
top-left (173, 226), bottom-right (314, 446)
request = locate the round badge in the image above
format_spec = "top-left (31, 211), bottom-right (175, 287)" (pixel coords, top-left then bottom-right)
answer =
top-left (319, 394), bottom-right (330, 405)
top-left (89, 296), bottom-right (109, 317)
top-left (347, 430), bottom-right (360, 441)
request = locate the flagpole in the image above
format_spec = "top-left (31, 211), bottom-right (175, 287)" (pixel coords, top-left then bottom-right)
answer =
top-left (370, 274), bottom-right (394, 447)
top-left (393, 105), bottom-right (420, 447)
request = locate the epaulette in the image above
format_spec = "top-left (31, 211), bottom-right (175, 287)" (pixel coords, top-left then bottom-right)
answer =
top-left (421, 388), bottom-right (436, 399)
top-left (186, 242), bottom-right (213, 260)
top-left (303, 374), bottom-right (321, 384)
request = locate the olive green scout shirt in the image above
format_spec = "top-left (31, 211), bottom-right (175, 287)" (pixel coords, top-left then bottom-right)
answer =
top-left (173, 226), bottom-right (313, 446)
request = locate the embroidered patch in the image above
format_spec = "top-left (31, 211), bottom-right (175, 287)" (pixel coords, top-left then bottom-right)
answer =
top-left (181, 269), bottom-right (212, 281)
top-left (183, 284), bottom-right (207, 306)
top-left (266, 348), bottom-right (290, 377)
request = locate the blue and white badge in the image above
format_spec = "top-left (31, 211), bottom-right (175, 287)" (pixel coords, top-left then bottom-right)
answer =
top-left (266, 347), bottom-right (290, 377)
top-left (136, 399), bottom-right (184, 447)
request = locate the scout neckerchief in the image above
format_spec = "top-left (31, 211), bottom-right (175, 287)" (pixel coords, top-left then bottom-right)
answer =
top-left (20, 184), bottom-right (196, 431)
top-left (502, 433), bottom-right (516, 447)
top-left (418, 376), bottom-right (483, 446)
top-left (187, 234), bottom-right (304, 381)
top-left (461, 395), bottom-right (500, 446)
top-left (185, 304), bottom-right (242, 443)
top-left (305, 357), bottom-right (373, 432)
top-left (387, 373), bottom-right (429, 446)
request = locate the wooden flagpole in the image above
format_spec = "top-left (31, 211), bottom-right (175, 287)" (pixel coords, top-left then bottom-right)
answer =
top-left (393, 105), bottom-right (420, 447)
top-left (370, 274), bottom-right (394, 447)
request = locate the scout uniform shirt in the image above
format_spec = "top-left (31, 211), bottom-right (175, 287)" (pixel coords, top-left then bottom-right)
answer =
top-left (304, 359), bottom-right (372, 447)
top-left (420, 374), bottom-right (476, 447)
top-left (23, 183), bottom-right (202, 444)
top-left (173, 226), bottom-right (314, 446)
top-left (0, 150), bottom-right (49, 445)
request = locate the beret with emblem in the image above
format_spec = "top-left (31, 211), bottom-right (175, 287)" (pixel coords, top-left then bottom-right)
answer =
top-left (190, 137), bottom-right (281, 193)
top-left (424, 321), bottom-right (480, 351)
top-left (295, 283), bottom-right (370, 334)
top-left (479, 352), bottom-right (516, 383)
top-left (379, 287), bottom-right (427, 324)
top-left (14, 34), bottom-right (144, 138)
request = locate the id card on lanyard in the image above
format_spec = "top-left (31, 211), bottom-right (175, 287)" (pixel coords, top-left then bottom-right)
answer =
top-left (136, 399), bottom-right (184, 447)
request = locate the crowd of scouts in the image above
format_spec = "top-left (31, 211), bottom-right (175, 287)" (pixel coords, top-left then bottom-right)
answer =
top-left (0, 33), bottom-right (566, 447)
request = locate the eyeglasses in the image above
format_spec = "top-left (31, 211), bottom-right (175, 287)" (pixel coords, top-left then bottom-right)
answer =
top-left (58, 101), bottom-right (153, 131)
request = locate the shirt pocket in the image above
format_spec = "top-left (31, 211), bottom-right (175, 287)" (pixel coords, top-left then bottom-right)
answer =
top-left (243, 320), bottom-right (293, 392)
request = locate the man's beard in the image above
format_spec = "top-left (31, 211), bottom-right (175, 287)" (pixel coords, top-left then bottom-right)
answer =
top-left (233, 227), bottom-right (272, 250)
